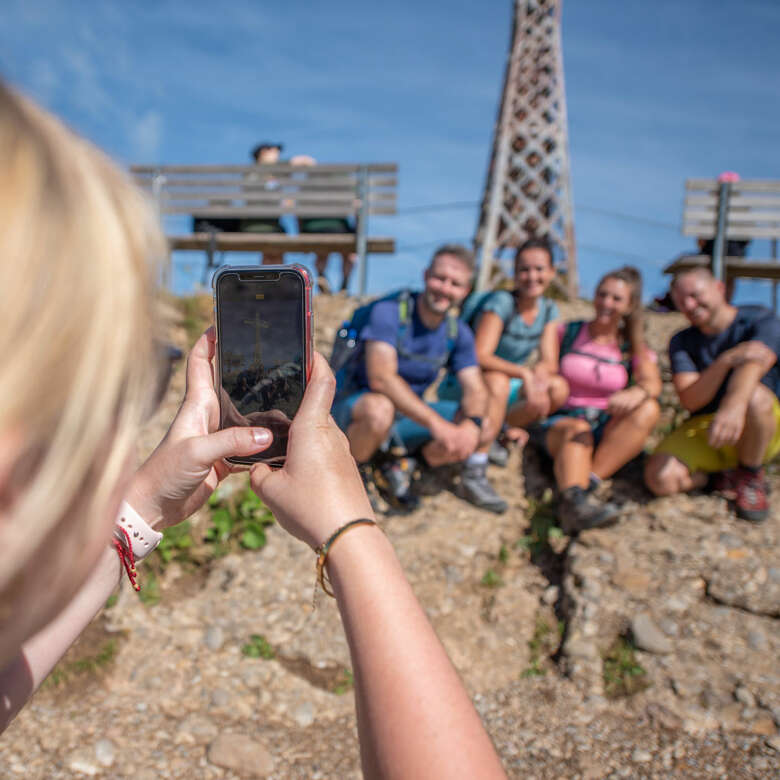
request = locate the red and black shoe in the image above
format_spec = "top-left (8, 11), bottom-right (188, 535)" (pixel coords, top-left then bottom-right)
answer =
top-left (733, 466), bottom-right (770, 523)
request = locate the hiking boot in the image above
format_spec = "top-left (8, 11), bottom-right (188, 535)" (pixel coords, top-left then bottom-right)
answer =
top-left (733, 466), bottom-right (770, 523)
top-left (557, 486), bottom-right (620, 534)
top-left (488, 440), bottom-right (509, 468)
top-left (455, 462), bottom-right (508, 514)
top-left (374, 456), bottom-right (420, 512)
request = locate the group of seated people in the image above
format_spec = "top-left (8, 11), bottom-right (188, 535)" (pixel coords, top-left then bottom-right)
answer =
top-left (331, 239), bottom-right (780, 530)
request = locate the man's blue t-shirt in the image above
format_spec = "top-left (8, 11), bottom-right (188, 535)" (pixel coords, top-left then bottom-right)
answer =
top-left (669, 305), bottom-right (780, 415)
top-left (476, 291), bottom-right (559, 365)
top-left (352, 292), bottom-right (478, 397)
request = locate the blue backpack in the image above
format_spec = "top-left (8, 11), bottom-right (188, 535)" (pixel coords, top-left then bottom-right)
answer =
top-left (329, 289), bottom-right (458, 390)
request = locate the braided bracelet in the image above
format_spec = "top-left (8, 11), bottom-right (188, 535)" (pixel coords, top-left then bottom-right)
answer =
top-left (313, 518), bottom-right (378, 607)
top-left (113, 501), bottom-right (163, 592)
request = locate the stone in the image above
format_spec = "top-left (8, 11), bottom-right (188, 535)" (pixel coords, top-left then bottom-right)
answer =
top-left (734, 685), bottom-right (756, 709)
top-left (749, 715), bottom-right (777, 736)
top-left (293, 700), bottom-right (315, 728)
top-left (766, 735), bottom-right (780, 752)
top-left (204, 626), bottom-right (225, 651)
top-left (631, 612), bottom-right (673, 654)
top-left (542, 585), bottom-right (559, 605)
top-left (208, 733), bottom-right (274, 777)
top-left (718, 533), bottom-right (744, 549)
top-left (94, 739), bottom-right (115, 767)
top-left (612, 570), bottom-right (651, 596)
top-left (631, 748), bottom-right (652, 763)
top-left (747, 629), bottom-right (769, 651)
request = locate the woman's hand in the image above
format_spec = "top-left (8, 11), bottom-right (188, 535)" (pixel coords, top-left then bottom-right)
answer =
top-left (606, 385), bottom-right (647, 418)
top-left (126, 329), bottom-right (273, 530)
top-left (250, 352), bottom-right (374, 550)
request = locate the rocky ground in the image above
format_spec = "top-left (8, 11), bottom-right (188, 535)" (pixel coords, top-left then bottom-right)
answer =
top-left (1, 291), bottom-right (778, 778)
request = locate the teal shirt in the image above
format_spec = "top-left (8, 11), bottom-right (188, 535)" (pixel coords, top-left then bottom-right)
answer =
top-left (477, 291), bottom-right (559, 365)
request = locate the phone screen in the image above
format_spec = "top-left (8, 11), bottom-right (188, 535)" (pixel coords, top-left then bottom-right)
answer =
top-left (216, 269), bottom-right (307, 465)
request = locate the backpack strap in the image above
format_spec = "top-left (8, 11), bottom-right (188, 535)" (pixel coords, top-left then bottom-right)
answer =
top-left (559, 319), bottom-right (634, 380)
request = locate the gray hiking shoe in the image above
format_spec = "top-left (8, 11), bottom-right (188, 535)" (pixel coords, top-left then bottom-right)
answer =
top-left (557, 486), bottom-right (620, 534)
top-left (488, 440), bottom-right (509, 468)
top-left (456, 462), bottom-right (508, 514)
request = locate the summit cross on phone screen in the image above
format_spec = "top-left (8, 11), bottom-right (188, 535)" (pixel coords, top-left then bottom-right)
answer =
top-left (214, 266), bottom-right (311, 466)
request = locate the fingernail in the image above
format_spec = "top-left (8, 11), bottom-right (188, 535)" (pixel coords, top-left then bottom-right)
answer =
top-left (252, 429), bottom-right (272, 445)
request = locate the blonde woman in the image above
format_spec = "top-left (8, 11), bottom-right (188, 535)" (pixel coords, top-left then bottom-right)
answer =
top-left (0, 82), bottom-right (505, 779)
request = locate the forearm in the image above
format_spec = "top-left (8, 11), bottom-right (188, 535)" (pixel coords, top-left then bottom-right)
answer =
top-left (723, 361), bottom-right (767, 406)
top-left (477, 351), bottom-right (531, 380)
top-left (677, 359), bottom-right (733, 411)
top-left (328, 526), bottom-right (506, 779)
top-left (370, 374), bottom-right (443, 431)
top-left (0, 547), bottom-right (120, 732)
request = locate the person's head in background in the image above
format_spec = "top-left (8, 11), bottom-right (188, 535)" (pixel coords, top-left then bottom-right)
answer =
top-left (593, 266), bottom-right (645, 356)
top-left (671, 267), bottom-right (733, 334)
top-left (513, 237), bottom-right (555, 304)
top-left (422, 244), bottom-right (475, 318)
top-left (251, 142), bottom-right (283, 165)
top-left (0, 80), bottom-right (164, 666)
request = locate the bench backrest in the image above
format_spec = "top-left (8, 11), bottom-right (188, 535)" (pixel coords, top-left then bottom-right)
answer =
top-left (130, 163), bottom-right (397, 220)
top-left (683, 178), bottom-right (780, 241)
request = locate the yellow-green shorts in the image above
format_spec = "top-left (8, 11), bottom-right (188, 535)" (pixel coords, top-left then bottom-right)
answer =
top-left (653, 395), bottom-right (780, 473)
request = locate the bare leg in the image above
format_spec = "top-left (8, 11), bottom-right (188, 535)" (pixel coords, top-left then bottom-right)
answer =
top-left (346, 393), bottom-right (396, 463)
top-left (591, 398), bottom-right (660, 479)
top-left (315, 252), bottom-right (331, 293)
top-left (545, 417), bottom-right (594, 490)
top-left (737, 384), bottom-right (777, 467)
top-left (644, 452), bottom-right (707, 496)
top-left (480, 371), bottom-right (512, 455)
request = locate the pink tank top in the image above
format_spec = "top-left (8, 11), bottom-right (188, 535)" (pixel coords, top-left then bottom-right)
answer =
top-left (559, 323), bottom-right (656, 410)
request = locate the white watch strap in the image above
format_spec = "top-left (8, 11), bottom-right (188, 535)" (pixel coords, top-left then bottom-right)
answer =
top-left (115, 501), bottom-right (163, 561)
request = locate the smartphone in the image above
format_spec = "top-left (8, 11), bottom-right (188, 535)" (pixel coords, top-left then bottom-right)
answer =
top-left (213, 264), bottom-right (313, 467)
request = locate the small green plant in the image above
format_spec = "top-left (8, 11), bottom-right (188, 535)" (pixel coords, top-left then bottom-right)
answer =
top-left (206, 485), bottom-right (275, 556)
top-left (44, 639), bottom-right (118, 688)
top-left (498, 544), bottom-right (509, 564)
top-left (157, 521), bottom-right (194, 564)
top-left (242, 634), bottom-right (275, 659)
top-left (104, 594), bottom-right (118, 609)
top-left (602, 637), bottom-right (649, 698)
top-left (333, 668), bottom-right (354, 695)
top-left (521, 614), bottom-right (562, 678)
top-left (137, 570), bottom-right (161, 606)
top-left (515, 490), bottom-right (563, 560)
top-left (481, 568), bottom-right (503, 588)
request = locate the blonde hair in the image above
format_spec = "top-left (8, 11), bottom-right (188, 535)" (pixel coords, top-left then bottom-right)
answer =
top-left (595, 265), bottom-right (645, 357)
top-left (0, 82), bottom-right (165, 603)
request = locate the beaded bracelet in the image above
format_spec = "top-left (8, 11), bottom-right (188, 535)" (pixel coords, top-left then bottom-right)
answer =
top-left (313, 518), bottom-right (378, 607)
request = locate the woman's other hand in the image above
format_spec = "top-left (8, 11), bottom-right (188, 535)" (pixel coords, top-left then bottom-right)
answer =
top-left (606, 385), bottom-right (647, 417)
top-left (250, 352), bottom-right (374, 550)
top-left (126, 328), bottom-right (273, 529)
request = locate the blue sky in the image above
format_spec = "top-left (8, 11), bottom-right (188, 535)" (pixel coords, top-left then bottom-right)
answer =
top-left (3, 0), bottom-right (779, 304)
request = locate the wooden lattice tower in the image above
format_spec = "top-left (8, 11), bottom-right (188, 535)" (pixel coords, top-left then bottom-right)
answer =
top-left (474, 0), bottom-right (576, 295)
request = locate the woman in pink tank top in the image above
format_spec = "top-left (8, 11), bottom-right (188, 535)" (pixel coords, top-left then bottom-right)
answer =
top-left (538, 267), bottom-right (662, 533)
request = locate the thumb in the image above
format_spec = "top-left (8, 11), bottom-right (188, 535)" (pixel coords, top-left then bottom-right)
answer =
top-left (185, 426), bottom-right (272, 468)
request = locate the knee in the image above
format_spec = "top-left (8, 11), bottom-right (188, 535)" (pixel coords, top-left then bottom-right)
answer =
top-left (484, 370), bottom-right (510, 397)
top-left (745, 384), bottom-right (775, 422)
top-left (644, 452), bottom-right (684, 496)
top-left (548, 375), bottom-right (569, 406)
top-left (355, 393), bottom-right (395, 433)
top-left (633, 397), bottom-right (661, 430)
top-left (562, 418), bottom-right (593, 443)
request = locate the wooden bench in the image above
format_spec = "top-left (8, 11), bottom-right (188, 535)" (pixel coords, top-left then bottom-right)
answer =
top-left (664, 178), bottom-right (780, 307)
top-left (131, 163), bottom-right (397, 293)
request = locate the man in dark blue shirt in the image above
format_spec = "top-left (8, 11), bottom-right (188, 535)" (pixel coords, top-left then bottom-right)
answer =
top-left (332, 245), bottom-right (507, 513)
top-left (645, 267), bottom-right (780, 522)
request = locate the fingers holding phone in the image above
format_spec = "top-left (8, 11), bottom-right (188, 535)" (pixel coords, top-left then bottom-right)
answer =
top-left (250, 353), bottom-right (375, 550)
